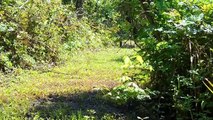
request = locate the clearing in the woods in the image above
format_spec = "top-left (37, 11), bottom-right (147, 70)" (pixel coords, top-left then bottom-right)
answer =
top-left (0, 48), bottom-right (135, 119)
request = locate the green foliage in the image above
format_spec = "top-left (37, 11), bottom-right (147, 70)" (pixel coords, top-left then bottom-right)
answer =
top-left (122, 55), bottom-right (153, 86)
top-left (106, 55), bottom-right (151, 105)
top-left (63, 19), bottom-right (106, 51)
top-left (139, 3), bottom-right (213, 116)
top-left (108, 0), bottom-right (213, 119)
top-left (0, 0), bottom-right (114, 71)
top-left (0, 1), bottom-right (64, 70)
top-left (84, 0), bottom-right (120, 26)
top-left (106, 82), bottom-right (150, 106)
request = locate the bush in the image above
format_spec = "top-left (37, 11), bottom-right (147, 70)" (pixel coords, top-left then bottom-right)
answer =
top-left (109, 1), bottom-right (213, 119)
top-left (106, 55), bottom-right (152, 106)
top-left (0, 0), bottom-right (113, 71)
top-left (0, 1), bottom-right (65, 71)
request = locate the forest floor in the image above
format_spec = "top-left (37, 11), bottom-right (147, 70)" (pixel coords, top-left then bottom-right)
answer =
top-left (0, 47), bottom-right (136, 120)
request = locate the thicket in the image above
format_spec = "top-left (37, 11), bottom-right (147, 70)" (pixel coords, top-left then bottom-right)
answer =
top-left (106, 0), bottom-right (213, 119)
top-left (0, 0), bottom-right (116, 72)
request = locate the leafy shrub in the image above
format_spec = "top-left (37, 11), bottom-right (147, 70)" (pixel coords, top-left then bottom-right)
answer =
top-left (63, 18), bottom-right (104, 51)
top-left (106, 82), bottom-right (150, 106)
top-left (0, 1), bottom-right (64, 71)
top-left (109, 0), bottom-right (213, 119)
top-left (106, 55), bottom-right (151, 106)
top-left (140, 2), bottom-right (213, 119)
top-left (0, 0), bottom-right (113, 71)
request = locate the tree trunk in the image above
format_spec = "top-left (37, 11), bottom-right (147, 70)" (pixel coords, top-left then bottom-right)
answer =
top-left (62, 0), bottom-right (71, 4)
top-left (76, 0), bottom-right (84, 19)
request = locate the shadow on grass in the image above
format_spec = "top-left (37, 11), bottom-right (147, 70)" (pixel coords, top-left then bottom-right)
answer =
top-left (111, 57), bottom-right (124, 63)
top-left (27, 91), bottom-right (131, 120)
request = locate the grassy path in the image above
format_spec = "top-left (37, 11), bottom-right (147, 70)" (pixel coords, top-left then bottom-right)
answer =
top-left (0, 48), bottom-right (134, 119)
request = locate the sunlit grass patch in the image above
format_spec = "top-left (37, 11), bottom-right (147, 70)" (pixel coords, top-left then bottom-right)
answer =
top-left (0, 48), bottom-right (135, 119)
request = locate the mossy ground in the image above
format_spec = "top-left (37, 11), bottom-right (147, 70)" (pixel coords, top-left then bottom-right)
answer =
top-left (0, 48), bottom-right (135, 120)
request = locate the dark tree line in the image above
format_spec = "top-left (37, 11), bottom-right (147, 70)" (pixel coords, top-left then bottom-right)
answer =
top-left (62, 0), bottom-right (84, 19)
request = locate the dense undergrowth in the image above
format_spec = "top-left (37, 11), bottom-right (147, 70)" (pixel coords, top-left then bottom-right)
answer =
top-left (105, 0), bottom-right (213, 119)
top-left (0, 0), bottom-right (117, 72)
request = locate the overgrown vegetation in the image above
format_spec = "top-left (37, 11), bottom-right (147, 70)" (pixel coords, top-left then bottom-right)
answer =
top-left (0, 0), bottom-right (116, 71)
top-left (0, 0), bottom-right (212, 119)
top-left (106, 0), bottom-right (213, 119)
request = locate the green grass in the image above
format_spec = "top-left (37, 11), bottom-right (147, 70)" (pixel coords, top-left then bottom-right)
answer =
top-left (0, 47), bottom-right (135, 120)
